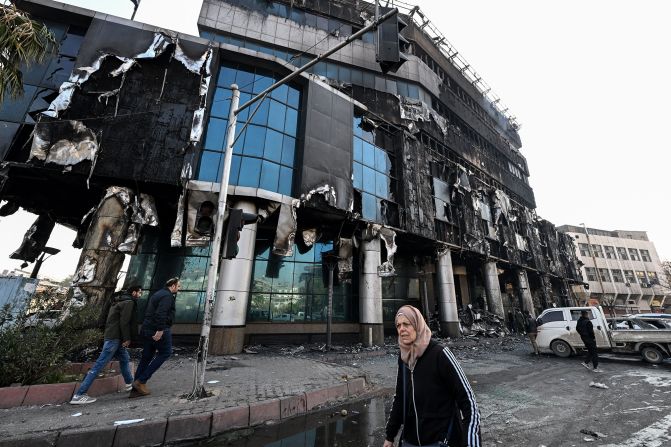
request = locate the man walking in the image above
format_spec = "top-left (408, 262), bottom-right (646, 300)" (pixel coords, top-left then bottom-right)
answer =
top-left (523, 310), bottom-right (540, 356)
top-left (131, 277), bottom-right (180, 397)
top-left (576, 309), bottom-right (602, 372)
top-left (70, 285), bottom-right (141, 405)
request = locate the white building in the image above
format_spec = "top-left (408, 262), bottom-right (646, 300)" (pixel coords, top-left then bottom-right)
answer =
top-left (558, 225), bottom-right (669, 314)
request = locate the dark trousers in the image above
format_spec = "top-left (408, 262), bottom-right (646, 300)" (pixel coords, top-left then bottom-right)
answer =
top-left (582, 337), bottom-right (599, 368)
top-left (135, 328), bottom-right (172, 383)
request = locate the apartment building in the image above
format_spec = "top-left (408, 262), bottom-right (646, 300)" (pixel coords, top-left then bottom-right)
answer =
top-left (558, 225), bottom-right (669, 314)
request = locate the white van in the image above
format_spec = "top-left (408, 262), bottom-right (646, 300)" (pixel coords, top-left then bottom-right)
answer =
top-left (536, 306), bottom-right (610, 357)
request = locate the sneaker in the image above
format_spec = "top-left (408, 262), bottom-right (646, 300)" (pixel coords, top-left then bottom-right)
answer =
top-left (70, 394), bottom-right (96, 405)
top-left (593, 368), bottom-right (604, 373)
top-left (123, 383), bottom-right (133, 392)
top-left (581, 362), bottom-right (592, 370)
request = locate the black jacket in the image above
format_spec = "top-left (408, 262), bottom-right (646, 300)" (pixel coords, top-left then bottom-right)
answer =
top-left (103, 294), bottom-right (136, 342)
top-left (525, 315), bottom-right (538, 334)
top-left (142, 288), bottom-right (176, 331)
top-left (385, 340), bottom-right (481, 447)
top-left (576, 316), bottom-right (595, 341)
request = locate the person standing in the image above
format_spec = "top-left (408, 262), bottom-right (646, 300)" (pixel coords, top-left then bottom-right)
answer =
top-left (70, 285), bottom-right (141, 405)
top-left (576, 310), bottom-right (602, 372)
top-left (131, 277), bottom-right (180, 397)
top-left (384, 305), bottom-right (481, 447)
top-left (523, 310), bottom-right (540, 356)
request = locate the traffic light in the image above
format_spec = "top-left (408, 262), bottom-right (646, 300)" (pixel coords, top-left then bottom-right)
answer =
top-left (194, 200), bottom-right (215, 235)
top-left (223, 208), bottom-right (259, 259)
top-left (376, 6), bottom-right (408, 74)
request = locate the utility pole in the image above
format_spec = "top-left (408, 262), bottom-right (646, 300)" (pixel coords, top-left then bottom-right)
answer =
top-left (188, 7), bottom-right (402, 399)
top-left (582, 223), bottom-right (606, 308)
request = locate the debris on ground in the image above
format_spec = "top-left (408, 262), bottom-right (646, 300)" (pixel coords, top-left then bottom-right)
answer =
top-left (589, 382), bottom-right (609, 389)
top-left (580, 429), bottom-right (607, 439)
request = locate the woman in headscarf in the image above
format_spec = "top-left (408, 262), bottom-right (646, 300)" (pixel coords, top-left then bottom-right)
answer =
top-left (383, 305), bottom-right (481, 447)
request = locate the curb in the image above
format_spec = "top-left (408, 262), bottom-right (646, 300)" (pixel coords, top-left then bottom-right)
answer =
top-left (0, 377), bottom-right (369, 447)
top-left (0, 362), bottom-right (132, 409)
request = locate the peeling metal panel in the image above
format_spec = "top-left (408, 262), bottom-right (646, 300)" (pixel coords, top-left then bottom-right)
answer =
top-left (170, 189), bottom-right (187, 247)
top-left (273, 201), bottom-right (298, 257)
top-left (29, 120), bottom-right (98, 168)
top-left (302, 228), bottom-right (317, 247)
top-left (72, 256), bottom-right (96, 284)
top-left (300, 184), bottom-right (337, 208)
top-left (378, 227), bottom-right (397, 277)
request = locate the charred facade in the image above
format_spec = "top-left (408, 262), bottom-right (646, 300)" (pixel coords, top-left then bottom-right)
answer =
top-left (0, 0), bottom-right (583, 352)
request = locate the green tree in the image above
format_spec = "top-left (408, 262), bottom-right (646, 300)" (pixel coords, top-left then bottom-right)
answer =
top-left (0, 2), bottom-right (57, 103)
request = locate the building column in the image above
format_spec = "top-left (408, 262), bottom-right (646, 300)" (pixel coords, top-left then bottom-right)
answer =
top-left (516, 269), bottom-right (536, 317)
top-left (359, 237), bottom-right (384, 346)
top-left (482, 261), bottom-right (504, 318)
top-left (437, 249), bottom-right (460, 338)
top-left (209, 200), bottom-right (258, 355)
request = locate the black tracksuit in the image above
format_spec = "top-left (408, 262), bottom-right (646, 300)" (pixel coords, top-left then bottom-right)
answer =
top-left (385, 340), bottom-right (481, 447)
top-left (576, 316), bottom-right (599, 368)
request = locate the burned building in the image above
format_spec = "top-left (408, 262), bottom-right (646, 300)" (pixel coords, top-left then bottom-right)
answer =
top-left (0, 0), bottom-right (583, 353)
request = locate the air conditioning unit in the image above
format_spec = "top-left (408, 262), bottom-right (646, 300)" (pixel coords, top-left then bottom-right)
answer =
top-left (624, 282), bottom-right (630, 287)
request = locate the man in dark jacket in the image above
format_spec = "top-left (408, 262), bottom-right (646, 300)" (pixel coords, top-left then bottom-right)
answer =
top-left (131, 277), bottom-right (180, 397)
top-left (70, 285), bottom-right (141, 405)
top-left (576, 310), bottom-right (602, 372)
top-left (524, 310), bottom-right (540, 356)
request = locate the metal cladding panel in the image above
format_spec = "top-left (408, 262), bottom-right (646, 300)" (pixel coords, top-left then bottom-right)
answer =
top-left (76, 19), bottom-right (158, 68)
top-left (300, 82), bottom-right (353, 211)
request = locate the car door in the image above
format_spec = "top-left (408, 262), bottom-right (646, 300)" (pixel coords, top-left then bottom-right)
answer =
top-left (567, 308), bottom-right (609, 348)
top-left (536, 309), bottom-right (569, 349)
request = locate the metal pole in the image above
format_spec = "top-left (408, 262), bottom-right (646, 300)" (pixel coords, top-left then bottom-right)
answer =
top-left (582, 223), bottom-right (605, 308)
top-left (30, 253), bottom-right (45, 279)
top-left (327, 264), bottom-right (334, 350)
top-left (189, 85), bottom-right (240, 399)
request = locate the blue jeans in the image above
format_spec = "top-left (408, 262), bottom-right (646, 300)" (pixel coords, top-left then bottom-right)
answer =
top-left (78, 339), bottom-right (133, 395)
top-left (134, 328), bottom-right (172, 384)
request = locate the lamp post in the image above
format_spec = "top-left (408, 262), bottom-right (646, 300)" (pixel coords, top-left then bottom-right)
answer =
top-left (322, 250), bottom-right (339, 351)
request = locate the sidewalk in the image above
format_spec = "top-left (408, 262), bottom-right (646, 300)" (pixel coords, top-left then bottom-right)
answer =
top-left (0, 352), bottom-right (371, 446)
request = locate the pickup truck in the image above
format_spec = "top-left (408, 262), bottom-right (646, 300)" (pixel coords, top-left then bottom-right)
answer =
top-left (535, 306), bottom-right (671, 364)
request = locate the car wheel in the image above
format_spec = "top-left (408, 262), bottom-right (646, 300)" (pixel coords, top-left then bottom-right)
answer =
top-left (550, 340), bottom-right (571, 358)
top-left (642, 346), bottom-right (663, 364)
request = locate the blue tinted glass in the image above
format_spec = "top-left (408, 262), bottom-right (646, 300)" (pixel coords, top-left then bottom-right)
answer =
top-left (197, 151), bottom-right (222, 182)
top-left (351, 69), bottom-right (363, 86)
top-left (326, 63), bottom-right (338, 79)
top-left (353, 117), bottom-right (362, 136)
top-left (353, 162), bottom-right (363, 190)
top-left (267, 100), bottom-right (286, 131)
top-left (273, 48), bottom-right (287, 60)
top-left (339, 66), bottom-right (351, 83)
top-left (362, 165), bottom-right (376, 193)
top-left (362, 31), bottom-right (375, 44)
top-left (271, 83), bottom-right (288, 103)
top-left (236, 69), bottom-right (254, 92)
top-left (376, 171), bottom-right (389, 198)
top-left (362, 141), bottom-right (376, 167)
top-left (210, 88), bottom-right (229, 118)
top-left (237, 92), bottom-right (251, 122)
top-left (229, 154), bottom-right (241, 185)
top-left (259, 160), bottom-right (280, 192)
top-left (251, 260), bottom-right (269, 292)
top-left (313, 61), bottom-right (327, 77)
top-left (201, 30), bottom-right (214, 40)
top-left (294, 246), bottom-right (314, 263)
top-left (362, 192), bottom-right (377, 220)
top-left (238, 157), bottom-right (262, 187)
top-left (252, 73), bottom-right (273, 95)
top-left (272, 258), bottom-right (294, 291)
top-left (287, 87), bottom-right (300, 108)
top-left (233, 126), bottom-right (246, 154)
top-left (60, 32), bottom-right (83, 57)
top-left (204, 117), bottom-right (226, 151)
top-left (386, 79), bottom-right (397, 95)
top-left (362, 71), bottom-right (375, 88)
top-left (244, 125), bottom-right (265, 157)
top-left (249, 97), bottom-right (269, 126)
top-left (375, 148), bottom-right (389, 172)
top-left (228, 37), bottom-right (243, 47)
top-left (408, 84), bottom-right (419, 99)
top-left (279, 166), bottom-right (293, 196)
top-left (397, 81), bottom-right (409, 97)
top-left (254, 239), bottom-right (272, 260)
top-left (281, 136), bottom-right (295, 166)
top-left (264, 129), bottom-right (283, 163)
top-left (284, 107), bottom-right (298, 136)
top-left (217, 65), bottom-right (236, 87)
top-left (353, 137), bottom-right (363, 162)
top-left (245, 42), bottom-right (260, 53)
top-left (213, 34), bottom-right (228, 43)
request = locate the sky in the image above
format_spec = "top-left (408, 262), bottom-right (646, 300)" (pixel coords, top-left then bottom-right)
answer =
top-left (1, 0), bottom-right (669, 280)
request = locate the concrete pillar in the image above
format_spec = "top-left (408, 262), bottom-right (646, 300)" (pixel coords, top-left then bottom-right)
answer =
top-left (359, 237), bottom-right (384, 346)
top-left (516, 269), bottom-right (536, 317)
top-left (436, 249), bottom-right (460, 338)
top-left (209, 200), bottom-right (258, 355)
top-left (482, 261), bottom-right (504, 318)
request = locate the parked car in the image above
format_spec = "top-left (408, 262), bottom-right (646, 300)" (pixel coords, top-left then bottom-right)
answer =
top-left (536, 306), bottom-right (671, 364)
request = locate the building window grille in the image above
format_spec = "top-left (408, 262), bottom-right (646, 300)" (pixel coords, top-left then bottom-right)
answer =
top-left (616, 247), bottom-right (629, 260)
top-left (611, 269), bottom-right (624, 283)
top-left (585, 267), bottom-right (597, 282)
top-left (603, 245), bottom-right (616, 259)
top-left (640, 249), bottom-right (652, 262)
top-left (598, 268), bottom-right (610, 282)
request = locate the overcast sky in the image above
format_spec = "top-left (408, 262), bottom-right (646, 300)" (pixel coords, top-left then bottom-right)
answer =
top-left (1, 0), bottom-right (669, 280)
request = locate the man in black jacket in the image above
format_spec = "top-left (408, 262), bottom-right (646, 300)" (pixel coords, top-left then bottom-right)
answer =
top-left (131, 277), bottom-right (180, 397)
top-left (576, 310), bottom-right (602, 372)
top-left (70, 285), bottom-right (141, 404)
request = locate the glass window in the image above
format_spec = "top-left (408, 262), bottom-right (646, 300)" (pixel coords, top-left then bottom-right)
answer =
top-left (375, 147), bottom-right (389, 172)
top-left (353, 137), bottom-right (363, 162)
top-left (539, 310), bottom-right (565, 324)
top-left (640, 249), bottom-right (652, 262)
top-left (281, 136), bottom-right (296, 167)
top-left (624, 270), bottom-right (636, 284)
top-left (350, 69), bottom-right (363, 86)
top-left (278, 166), bottom-right (293, 196)
top-left (175, 292), bottom-right (203, 323)
top-left (284, 107), bottom-right (298, 136)
top-left (230, 155), bottom-right (241, 185)
top-left (629, 248), bottom-right (640, 261)
top-left (407, 84), bottom-right (419, 99)
top-left (259, 160), bottom-right (280, 192)
top-left (253, 72), bottom-right (273, 94)
top-left (210, 88), bottom-right (229, 118)
top-left (362, 141), bottom-right (376, 167)
top-left (362, 165), bottom-right (376, 193)
top-left (617, 247), bottom-right (628, 260)
top-left (375, 171), bottom-right (389, 198)
top-left (197, 150), bottom-right (223, 182)
top-left (598, 268), bottom-right (610, 282)
top-left (263, 129), bottom-right (283, 162)
top-left (287, 87), bottom-right (300, 109)
top-left (267, 100), bottom-right (286, 131)
top-left (249, 98), bottom-right (270, 126)
top-left (235, 69), bottom-right (255, 93)
top-left (353, 162), bottom-right (363, 190)
top-left (271, 83), bottom-right (288, 103)
top-left (612, 269), bottom-right (624, 283)
top-left (362, 192), bottom-right (377, 220)
top-left (244, 124), bottom-right (266, 157)
top-left (570, 309), bottom-right (595, 321)
top-left (585, 267), bottom-right (597, 282)
top-left (248, 293), bottom-right (271, 321)
top-left (238, 157), bottom-right (262, 187)
top-left (604, 245), bottom-right (616, 259)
